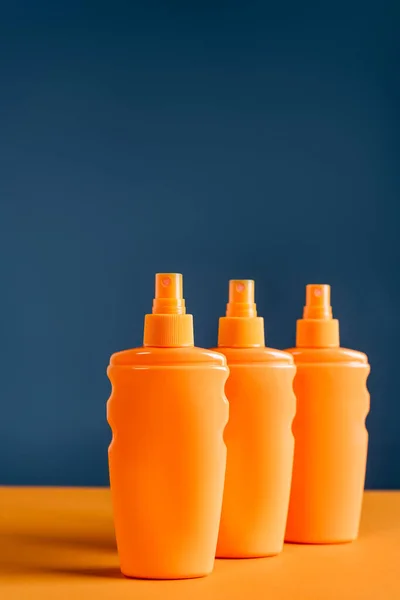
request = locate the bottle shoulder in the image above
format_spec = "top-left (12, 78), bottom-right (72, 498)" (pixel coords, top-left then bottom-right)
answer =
top-left (211, 346), bottom-right (294, 365)
top-left (286, 346), bottom-right (369, 365)
top-left (109, 346), bottom-right (227, 367)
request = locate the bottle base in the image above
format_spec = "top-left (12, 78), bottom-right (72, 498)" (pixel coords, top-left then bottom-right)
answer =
top-left (121, 569), bottom-right (211, 580)
top-left (285, 536), bottom-right (356, 545)
top-left (216, 548), bottom-right (281, 559)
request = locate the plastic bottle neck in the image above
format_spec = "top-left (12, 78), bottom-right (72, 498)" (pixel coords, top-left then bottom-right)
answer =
top-left (296, 284), bottom-right (340, 348)
top-left (218, 280), bottom-right (265, 348)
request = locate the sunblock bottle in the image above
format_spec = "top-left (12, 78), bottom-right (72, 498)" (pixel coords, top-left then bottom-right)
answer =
top-left (285, 284), bottom-right (370, 544)
top-left (107, 273), bottom-right (229, 579)
top-left (212, 280), bottom-right (296, 558)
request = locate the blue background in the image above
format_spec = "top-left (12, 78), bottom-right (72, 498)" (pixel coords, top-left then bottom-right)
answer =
top-left (0, 1), bottom-right (398, 488)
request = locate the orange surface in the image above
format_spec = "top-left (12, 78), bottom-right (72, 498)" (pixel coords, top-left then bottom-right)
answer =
top-left (1, 488), bottom-right (399, 600)
top-left (107, 273), bottom-right (229, 578)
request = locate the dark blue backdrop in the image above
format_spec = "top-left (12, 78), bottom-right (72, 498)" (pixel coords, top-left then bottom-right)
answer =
top-left (0, 1), bottom-right (398, 488)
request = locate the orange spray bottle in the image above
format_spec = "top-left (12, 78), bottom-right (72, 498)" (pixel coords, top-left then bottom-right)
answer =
top-left (285, 284), bottom-right (370, 544)
top-left (107, 274), bottom-right (229, 579)
top-left (212, 280), bottom-right (296, 558)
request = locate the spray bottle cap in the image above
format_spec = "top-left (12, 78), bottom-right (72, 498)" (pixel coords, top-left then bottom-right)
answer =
top-left (218, 280), bottom-right (265, 348)
top-left (296, 284), bottom-right (339, 348)
top-left (143, 273), bottom-right (194, 347)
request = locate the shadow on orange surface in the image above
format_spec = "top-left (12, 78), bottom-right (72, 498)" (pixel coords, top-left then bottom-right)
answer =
top-left (1, 529), bottom-right (118, 578)
top-left (42, 566), bottom-right (123, 579)
top-left (0, 487), bottom-right (118, 580)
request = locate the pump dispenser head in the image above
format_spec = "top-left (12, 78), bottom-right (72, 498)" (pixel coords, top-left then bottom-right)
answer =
top-left (143, 273), bottom-right (194, 347)
top-left (218, 280), bottom-right (265, 348)
top-left (296, 284), bottom-right (339, 348)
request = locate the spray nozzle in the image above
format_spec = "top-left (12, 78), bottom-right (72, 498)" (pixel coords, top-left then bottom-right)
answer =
top-left (144, 273), bottom-right (193, 347)
top-left (303, 284), bottom-right (332, 320)
top-left (218, 279), bottom-right (264, 347)
top-left (296, 283), bottom-right (339, 348)
top-left (152, 273), bottom-right (186, 315)
top-left (226, 280), bottom-right (257, 318)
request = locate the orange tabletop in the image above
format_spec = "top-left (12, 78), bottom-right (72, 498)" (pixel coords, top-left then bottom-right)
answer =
top-left (1, 488), bottom-right (399, 600)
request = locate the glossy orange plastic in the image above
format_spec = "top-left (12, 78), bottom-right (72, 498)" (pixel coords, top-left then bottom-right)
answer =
top-left (213, 280), bottom-right (296, 558)
top-left (107, 274), bottom-right (229, 579)
top-left (285, 284), bottom-right (370, 544)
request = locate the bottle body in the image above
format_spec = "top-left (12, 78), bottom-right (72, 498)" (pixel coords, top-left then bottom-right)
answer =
top-left (213, 347), bottom-right (296, 557)
top-left (285, 347), bottom-right (370, 543)
top-left (107, 347), bottom-right (229, 579)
